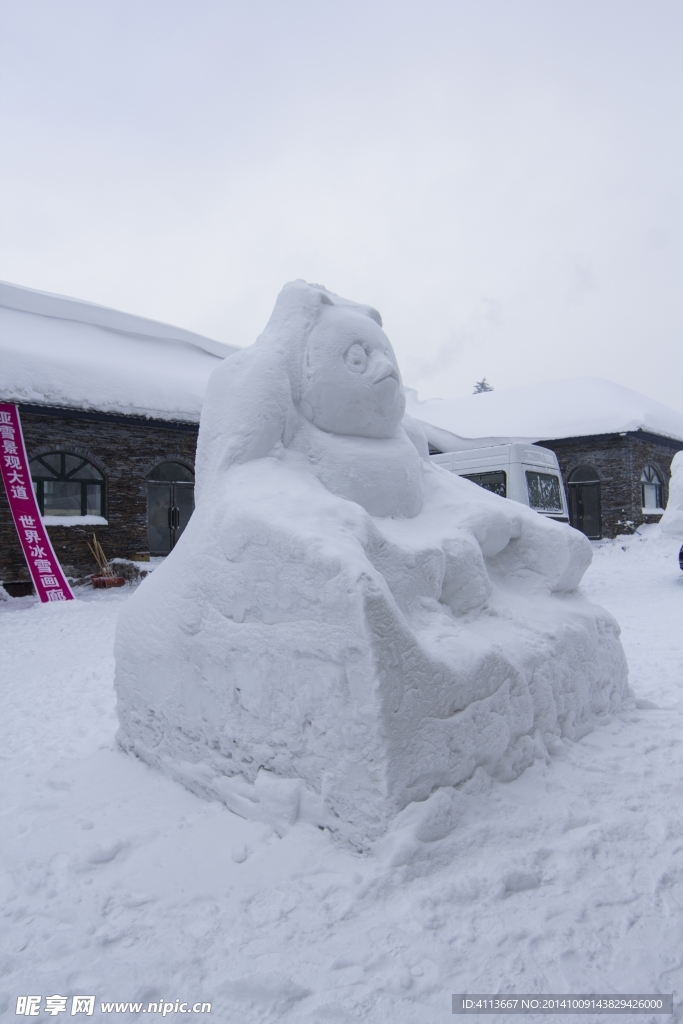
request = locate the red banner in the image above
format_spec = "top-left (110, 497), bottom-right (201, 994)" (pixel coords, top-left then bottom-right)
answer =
top-left (0, 404), bottom-right (75, 602)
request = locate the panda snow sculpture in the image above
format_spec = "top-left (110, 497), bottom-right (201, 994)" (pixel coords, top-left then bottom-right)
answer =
top-left (115, 281), bottom-right (628, 844)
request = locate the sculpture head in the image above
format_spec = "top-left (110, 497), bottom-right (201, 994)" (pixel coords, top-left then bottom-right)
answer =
top-left (299, 304), bottom-right (405, 439)
top-left (194, 281), bottom-right (413, 502)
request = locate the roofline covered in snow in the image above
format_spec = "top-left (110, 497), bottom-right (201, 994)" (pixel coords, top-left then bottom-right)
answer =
top-left (0, 279), bottom-right (237, 360)
top-left (412, 418), bottom-right (537, 454)
top-left (15, 401), bottom-right (201, 430)
top-left (406, 379), bottom-right (683, 449)
top-left (537, 428), bottom-right (683, 448)
top-left (415, 418), bottom-right (683, 455)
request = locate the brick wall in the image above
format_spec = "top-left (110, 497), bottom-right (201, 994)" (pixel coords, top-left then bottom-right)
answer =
top-left (5, 412), bottom-right (683, 584)
top-left (1, 405), bottom-right (198, 586)
top-left (538, 430), bottom-right (683, 538)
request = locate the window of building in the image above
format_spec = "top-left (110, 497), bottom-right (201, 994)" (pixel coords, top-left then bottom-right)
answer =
top-left (461, 470), bottom-right (507, 497)
top-left (29, 453), bottom-right (105, 516)
top-left (641, 465), bottom-right (663, 510)
top-left (147, 461), bottom-right (194, 482)
top-left (568, 465), bottom-right (601, 483)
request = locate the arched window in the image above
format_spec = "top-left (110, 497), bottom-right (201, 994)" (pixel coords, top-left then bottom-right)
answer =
top-left (568, 465), bottom-right (601, 483)
top-left (641, 465), bottom-right (663, 510)
top-left (148, 461), bottom-right (194, 482)
top-left (147, 461), bottom-right (195, 555)
top-left (29, 453), bottom-right (105, 517)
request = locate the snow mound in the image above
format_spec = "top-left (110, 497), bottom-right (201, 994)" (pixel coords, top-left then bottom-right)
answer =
top-left (0, 279), bottom-right (238, 421)
top-left (406, 377), bottom-right (683, 447)
top-left (659, 451), bottom-right (683, 538)
top-left (114, 281), bottom-right (629, 844)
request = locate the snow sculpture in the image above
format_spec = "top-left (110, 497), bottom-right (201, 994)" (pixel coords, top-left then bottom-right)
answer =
top-left (115, 281), bottom-right (628, 844)
top-left (659, 451), bottom-right (683, 538)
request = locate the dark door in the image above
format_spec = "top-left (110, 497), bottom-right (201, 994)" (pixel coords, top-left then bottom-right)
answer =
top-left (147, 480), bottom-right (195, 555)
top-left (174, 482), bottom-right (194, 542)
top-left (147, 482), bottom-right (172, 555)
top-left (568, 482), bottom-right (602, 539)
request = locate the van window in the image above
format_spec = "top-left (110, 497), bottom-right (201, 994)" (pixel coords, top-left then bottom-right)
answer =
top-left (526, 471), bottom-right (562, 512)
top-left (462, 471), bottom-right (506, 497)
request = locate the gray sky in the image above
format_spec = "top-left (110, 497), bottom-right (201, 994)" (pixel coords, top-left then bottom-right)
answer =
top-left (1, 0), bottom-right (682, 406)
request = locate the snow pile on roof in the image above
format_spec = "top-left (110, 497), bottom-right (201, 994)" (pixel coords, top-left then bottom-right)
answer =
top-left (0, 280), bottom-right (238, 422)
top-left (405, 377), bottom-right (683, 449)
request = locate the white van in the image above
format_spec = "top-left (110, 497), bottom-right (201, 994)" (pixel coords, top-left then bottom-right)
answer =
top-left (431, 443), bottom-right (569, 522)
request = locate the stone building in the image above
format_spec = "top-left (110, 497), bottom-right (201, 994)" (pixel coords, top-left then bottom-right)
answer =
top-left (407, 377), bottom-right (683, 540)
top-left (536, 429), bottom-right (680, 539)
top-left (0, 281), bottom-right (236, 594)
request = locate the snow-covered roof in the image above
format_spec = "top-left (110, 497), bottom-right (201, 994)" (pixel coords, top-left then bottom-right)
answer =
top-left (0, 280), bottom-right (239, 422)
top-left (406, 377), bottom-right (683, 450)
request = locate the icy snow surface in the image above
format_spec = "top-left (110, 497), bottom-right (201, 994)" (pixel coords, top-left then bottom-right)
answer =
top-left (405, 378), bottom-right (683, 449)
top-left (1, 530), bottom-right (682, 1021)
top-left (660, 452), bottom-right (683, 539)
top-left (114, 282), bottom-right (627, 842)
top-left (0, 280), bottom-right (237, 422)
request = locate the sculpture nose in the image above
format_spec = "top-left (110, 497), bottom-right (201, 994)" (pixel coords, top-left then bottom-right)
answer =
top-left (372, 355), bottom-right (399, 385)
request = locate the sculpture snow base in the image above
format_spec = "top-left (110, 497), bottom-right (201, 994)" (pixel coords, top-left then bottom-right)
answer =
top-left (115, 458), bottom-right (627, 845)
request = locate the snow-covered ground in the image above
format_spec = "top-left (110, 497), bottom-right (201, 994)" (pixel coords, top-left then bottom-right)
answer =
top-left (1, 528), bottom-right (682, 1023)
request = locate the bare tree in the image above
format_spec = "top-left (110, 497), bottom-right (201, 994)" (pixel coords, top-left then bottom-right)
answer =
top-left (473, 378), bottom-right (494, 394)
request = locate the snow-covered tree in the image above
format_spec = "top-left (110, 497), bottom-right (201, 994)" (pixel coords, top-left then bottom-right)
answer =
top-left (473, 378), bottom-right (493, 393)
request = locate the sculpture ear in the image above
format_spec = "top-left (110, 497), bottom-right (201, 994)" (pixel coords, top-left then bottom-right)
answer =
top-left (301, 281), bottom-right (382, 326)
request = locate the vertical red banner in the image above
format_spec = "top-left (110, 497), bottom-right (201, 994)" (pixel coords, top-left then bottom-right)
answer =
top-left (0, 404), bottom-right (75, 602)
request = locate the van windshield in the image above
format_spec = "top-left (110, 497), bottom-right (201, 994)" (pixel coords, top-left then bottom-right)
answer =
top-left (526, 471), bottom-right (563, 512)
top-left (462, 471), bottom-right (507, 498)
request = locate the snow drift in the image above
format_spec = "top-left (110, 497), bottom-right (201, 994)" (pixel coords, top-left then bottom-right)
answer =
top-left (114, 281), bottom-right (629, 844)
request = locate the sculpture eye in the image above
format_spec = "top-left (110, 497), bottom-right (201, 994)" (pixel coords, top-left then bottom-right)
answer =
top-left (344, 343), bottom-right (368, 374)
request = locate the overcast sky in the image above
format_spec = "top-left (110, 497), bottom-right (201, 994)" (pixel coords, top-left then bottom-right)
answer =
top-left (1, 1), bottom-right (682, 406)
